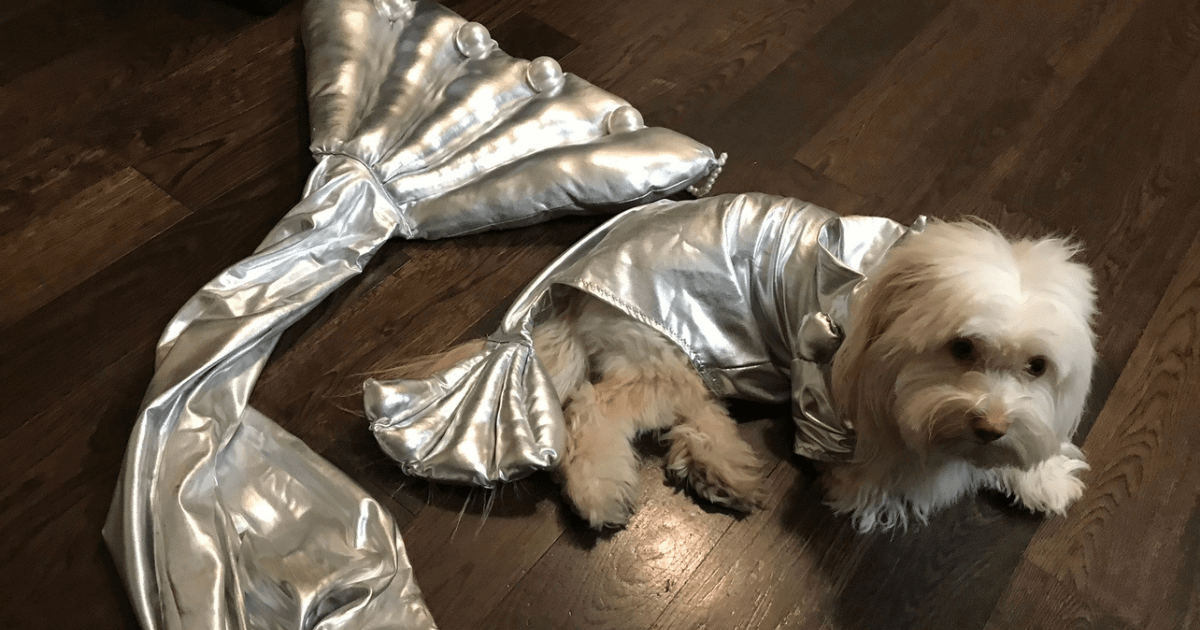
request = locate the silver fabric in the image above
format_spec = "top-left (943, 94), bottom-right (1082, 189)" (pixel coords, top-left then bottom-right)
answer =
top-left (304, 0), bottom-right (717, 240)
top-left (367, 193), bottom-right (923, 481)
top-left (103, 0), bottom-right (719, 628)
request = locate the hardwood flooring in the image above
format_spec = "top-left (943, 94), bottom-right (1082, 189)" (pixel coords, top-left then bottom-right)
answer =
top-left (2, 0), bottom-right (1197, 628)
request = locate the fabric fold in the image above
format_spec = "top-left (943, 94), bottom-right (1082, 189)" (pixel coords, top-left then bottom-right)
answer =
top-left (366, 340), bottom-right (563, 486)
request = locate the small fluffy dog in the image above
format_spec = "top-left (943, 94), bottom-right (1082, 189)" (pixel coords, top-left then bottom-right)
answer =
top-left (525, 219), bottom-right (1097, 532)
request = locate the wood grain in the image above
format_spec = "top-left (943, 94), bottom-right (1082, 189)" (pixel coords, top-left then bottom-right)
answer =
top-left (0, 168), bottom-right (191, 328)
top-left (649, 462), bottom-right (853, 630)
top-left (399, 475), bottom-right (568, 630)
top-left (984, 561), bottom-right (1138, 630)
top-left (128, 6), bottom-right (307, 208)
top-left (0, 348), bottom-right (151, 630)
top-left (535, 0), bottom-right (856, 125)
top-left (704, 0), bottom-right (951, 164)
top-left (490, 10), bottom-right (581, 62)
top-left (440, 0), bottom-right (528, 28)
top-left (794, 0), bottom-right (1149, 217)
top-left (486, 418), bottom-right (792, 630)
top-left (0, 155), bottom-right (305, 439)
top-left (0, 0), bottom-right (250, 86)
top-left (635, 0), bottom-right (861, 137)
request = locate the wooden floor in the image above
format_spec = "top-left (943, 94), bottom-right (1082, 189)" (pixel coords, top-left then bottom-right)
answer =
top-left (2, 0), bottom-right (1198, 628)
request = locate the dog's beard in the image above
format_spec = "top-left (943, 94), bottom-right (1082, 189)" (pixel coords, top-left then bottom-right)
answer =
top-left (893, 360), bottom-right (1059, 470)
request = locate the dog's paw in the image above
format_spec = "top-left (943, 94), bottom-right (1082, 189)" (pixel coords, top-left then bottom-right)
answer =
top-left (678, 466), bottom-right (765, 513)
top-left (566, 481), bottom-right (635, 529)
top-left (560, 465), bottom-right (638, 529)
top-left (991, 450), bottom-right (1089, 515)
top-left (666, 426), bottom-right (764, 512)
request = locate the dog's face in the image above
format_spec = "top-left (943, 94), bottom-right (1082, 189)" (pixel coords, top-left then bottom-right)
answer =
top-left (832, 220), bottom-right (1097, 471)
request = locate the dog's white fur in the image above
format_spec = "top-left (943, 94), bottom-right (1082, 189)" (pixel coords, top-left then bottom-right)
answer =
top-left (413, 220), bottom-right (1098, 532)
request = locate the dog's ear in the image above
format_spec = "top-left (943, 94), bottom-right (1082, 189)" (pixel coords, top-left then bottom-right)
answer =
top-left (1054, 337), bottom-right (1097, 443)
top-left (1048, 253), bottom-right (1099, 442)
top-left (831, 260), bottom-right (925, 462)
top-left (1010, 233), bottom-right (1098, 444)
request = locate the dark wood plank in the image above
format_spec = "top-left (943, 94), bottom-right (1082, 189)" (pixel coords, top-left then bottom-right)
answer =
top-left (984, 562), bottom-right (1137, 630)
top-left (0, 0), bottom-right (252, 87)
top-left (0, 348), bottom-right (151, 630)
top-left (0, 2), bottom-right (261, 172)
top-left (819, 500), bottom-right (1041, 630)
top-left (0, 142), bottom-right (128, 259)
top-left (490, 10), bottom-right (580, 62)
top-left (708, 157), bottom-right (870, 209)
top-left (398, 475), bottom-right (568, 630)
top-left (126, 6), bottom-right (307, 208)
top-left (650, 462), bottom-right (857, 630)
top-left (440, 0), bottom-right (527, 28)
top-left (0, 4), bottom-right (304, 207)
top-left (536, 0), bottom-right (947, 166)
top-left (696, 0), bottom-right (950, 164)
top-left (0, 168), bottom-right (192, 328)
top-left (632, 0), bottom-right (861, 137)
top-left (0, 3), bottom-right (306, 438)
top-left (5, 501), bottom-right (141, 630)
top-left (536, 0), bottom-right (850, 109)
top-left (0, 153), bottom-right (305, 439)
top-left (794, 0), bottom-right (1149, 219)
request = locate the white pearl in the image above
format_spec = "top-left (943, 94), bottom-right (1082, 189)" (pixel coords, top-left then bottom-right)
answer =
top-left (455, 22), bottom-right (493, 59)
top-left (606, 105), bottom-right (644, 134)
top-left (526, 57), bottom-right (564, 92)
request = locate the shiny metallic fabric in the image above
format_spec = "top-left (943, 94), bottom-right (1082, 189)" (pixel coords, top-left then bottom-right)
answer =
top-left (103, 0), bottom-right (720, 627)
top-left (367, 193), bottom-right (924, 481)
top-left (304, 0), bottom-right (718, 240)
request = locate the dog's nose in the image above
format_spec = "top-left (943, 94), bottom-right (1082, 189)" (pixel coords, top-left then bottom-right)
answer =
top-left (970, 414), bottom-right (1008, 443)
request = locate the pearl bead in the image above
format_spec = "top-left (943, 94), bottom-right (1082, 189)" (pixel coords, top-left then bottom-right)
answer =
top-left (526, 57), bottom-right (564, 92)
top-left (455, 22), bottom-right (493, 59)
top-left (606, 105), bottom-right (644, 134)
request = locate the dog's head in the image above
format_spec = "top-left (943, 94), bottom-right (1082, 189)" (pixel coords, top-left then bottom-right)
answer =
top-left (831, 220), bottom-right (1097, 470)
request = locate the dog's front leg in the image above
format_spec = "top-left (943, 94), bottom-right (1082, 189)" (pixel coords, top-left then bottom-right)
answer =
top-left (985, 443), bottom-right (1089, 515)
top-left (557, 381), bottom-right (643, 529)
top-left (665, 399), bottom-right (765, 513)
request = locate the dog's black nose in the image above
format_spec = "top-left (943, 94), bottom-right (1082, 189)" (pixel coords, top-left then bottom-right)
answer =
top-left (970, 414), bottom-right (1007, 443)
top-left (973, 426), bottom-right (1005, 443)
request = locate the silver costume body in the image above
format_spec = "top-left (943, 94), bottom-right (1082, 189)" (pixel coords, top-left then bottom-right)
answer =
top-left (367, 193), bottom-right (923, 478)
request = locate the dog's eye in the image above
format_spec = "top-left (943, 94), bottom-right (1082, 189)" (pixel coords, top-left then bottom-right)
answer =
top-left (949, 338), bottom-right (975, 361)
top-left (1027, 356), bottom-right (1049, 377)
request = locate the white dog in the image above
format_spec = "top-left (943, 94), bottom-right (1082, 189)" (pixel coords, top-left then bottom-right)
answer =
top-left (524, 219), bottom-right (1097, 532)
